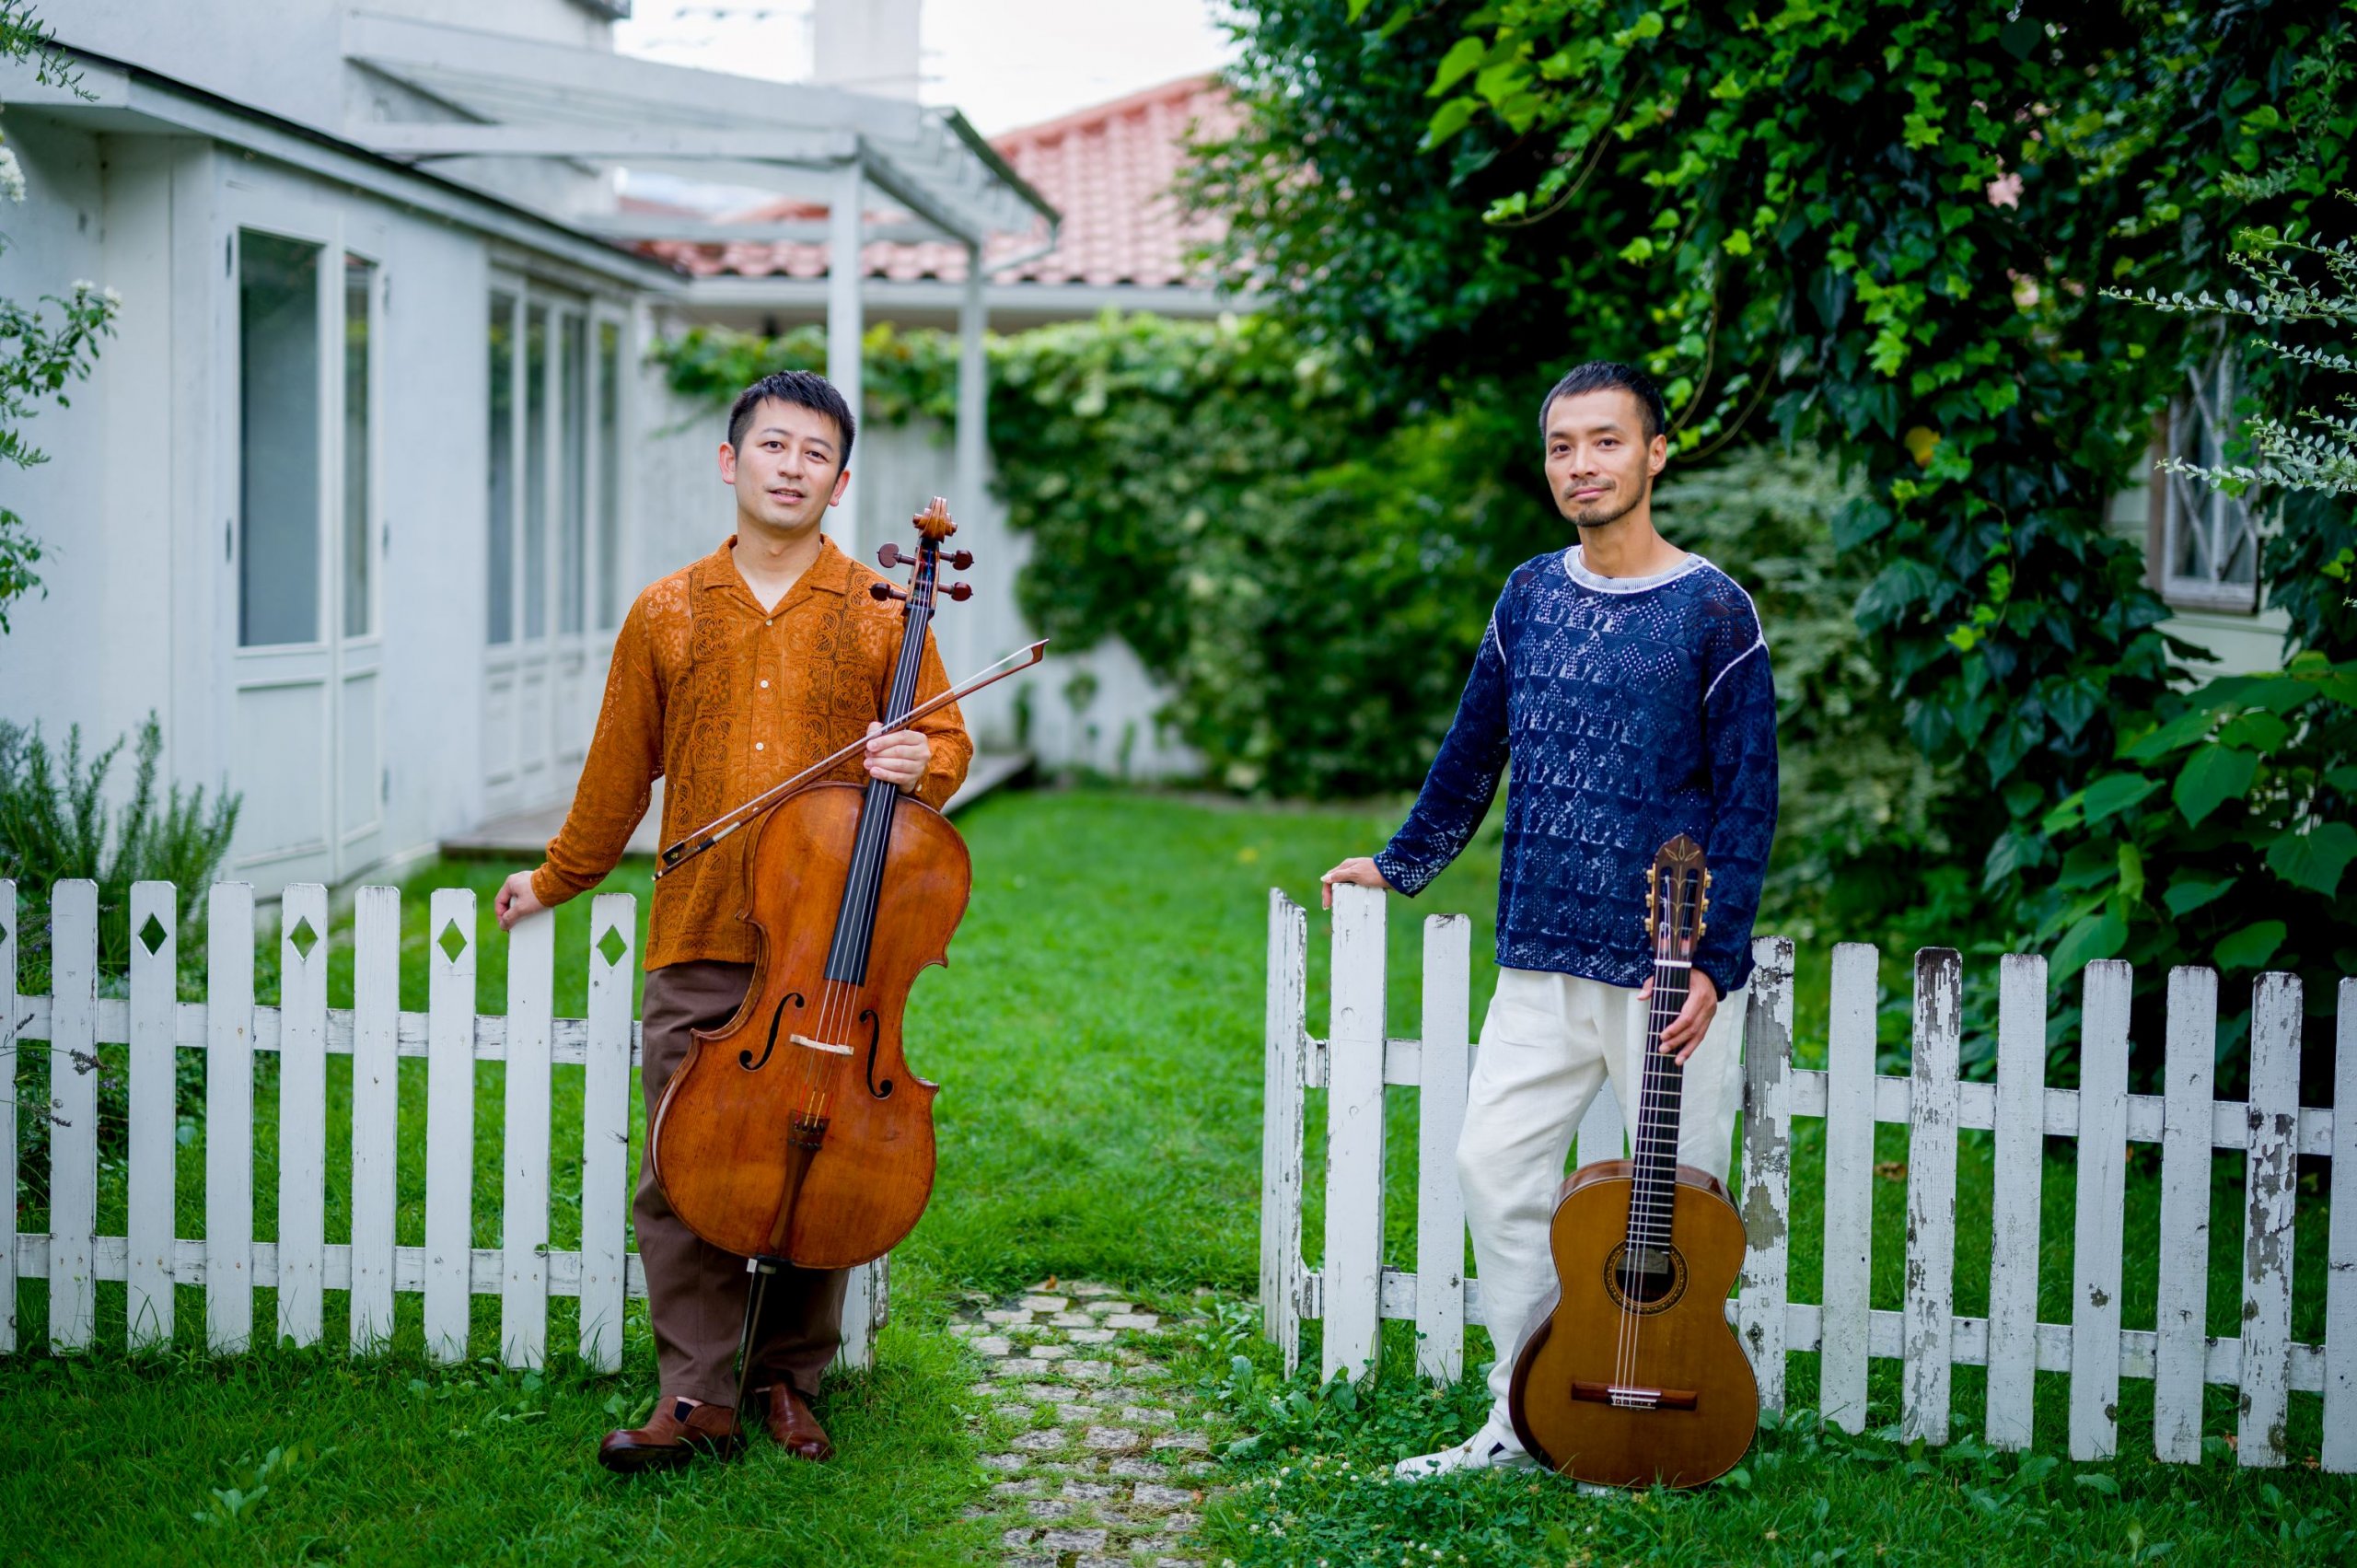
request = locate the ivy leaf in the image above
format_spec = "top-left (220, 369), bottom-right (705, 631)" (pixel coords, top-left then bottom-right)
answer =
top-left (1422, 96), bottom-right (1480, 149)
top-left (2119, 706), bottom-right (2216, 762)
top-left (2217, 710), bottom-right (2289, 751)
top-left (2173, 747), bottom-right (2258, 827)
top-left (2000, 17), bottom-right (2043, 59)
top-left (2081, 772), bottom-right (2160, 828)
top-left (2164, 873), bottom-right (2235, 918)
top-left (2263, 822), bottom-right (2357, 897)
top-left (2327, 764), bottom-right (2357, 794)
top-left (2052, 905), bottom-right (2127, 981)
top-left (1346, 0), bottom-right (1374, 20)
top-left (1430, 37), bottom-right (1487, 97)
top-left (2214, 921), bottom-right (2287, 971)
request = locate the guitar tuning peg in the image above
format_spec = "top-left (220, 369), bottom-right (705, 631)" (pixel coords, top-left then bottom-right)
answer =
top-left (946, 549), bottom-right (975, 571)
top-left (868, 581), bottom-right (908, 602)
top-left (877, 542), bottom-right (907, 569)
top-left (945, 581), bottom-right (973, 602)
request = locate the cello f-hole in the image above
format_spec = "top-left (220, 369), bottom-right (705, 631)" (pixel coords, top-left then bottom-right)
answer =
top-left (861, 1008), bottom-right (893, 1099)
top-left (740, 992), bottom-right (807, 1071)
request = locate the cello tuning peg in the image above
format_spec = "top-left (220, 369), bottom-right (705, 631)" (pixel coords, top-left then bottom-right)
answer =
top-left (946, 550), bottom-right (975, 571)
top-left (877, 542), bottom-right (907, 570)
top-left (945, 581), bottom-right (974, 602)
top-left (868, 581), bottom-right (908, 602)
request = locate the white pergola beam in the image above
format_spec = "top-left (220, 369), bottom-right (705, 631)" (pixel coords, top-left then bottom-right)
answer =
top-left (827, 160), bottom-right (865, 555)
top-left (575, 216), bottom-right (944, 246)
top-left (344, 10), bottom-right (926, 143)
top-left (355, 123), bottom-right (857, 165)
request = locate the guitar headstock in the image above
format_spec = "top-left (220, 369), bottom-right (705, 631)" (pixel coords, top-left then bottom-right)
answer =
top-left (1643, 834), bottom-right (1713, 963)
top-left (871, 495), bottom-right (975, 608)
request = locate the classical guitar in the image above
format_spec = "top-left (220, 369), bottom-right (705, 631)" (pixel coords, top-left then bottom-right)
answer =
top-left (1505, 833), bottom-right (1759, 1488)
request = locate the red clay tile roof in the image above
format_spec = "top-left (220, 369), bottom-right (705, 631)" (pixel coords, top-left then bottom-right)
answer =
top-left (641, 74), bottom-right (1236, 288)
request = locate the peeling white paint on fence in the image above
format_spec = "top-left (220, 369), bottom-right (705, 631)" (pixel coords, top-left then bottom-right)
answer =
top-left (1262, 884), bottom-right (2352, 1471)
top-left (0, 879), bottom-right (877, 1371)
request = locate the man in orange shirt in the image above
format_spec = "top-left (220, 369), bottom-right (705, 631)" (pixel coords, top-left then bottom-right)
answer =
top-left (495, 370), bottom-right (971, 1473)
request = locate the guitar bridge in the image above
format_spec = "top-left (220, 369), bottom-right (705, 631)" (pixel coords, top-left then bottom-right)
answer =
top-left (1572, 1380), bottom-right (1700, 1411)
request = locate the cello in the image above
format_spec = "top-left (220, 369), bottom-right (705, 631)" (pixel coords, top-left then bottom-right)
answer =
top-left (1505, 834), bottom-right (1759, 1488)
top-left (646, 498), bottom-right (1039, 1405)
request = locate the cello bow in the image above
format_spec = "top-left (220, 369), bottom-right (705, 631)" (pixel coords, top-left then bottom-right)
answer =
top-left (653, 638), bottom-right (1048, 878)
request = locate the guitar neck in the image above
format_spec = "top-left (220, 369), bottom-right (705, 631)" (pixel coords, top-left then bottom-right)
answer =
top-left (1626, 957), bottom-right (1690, 1254)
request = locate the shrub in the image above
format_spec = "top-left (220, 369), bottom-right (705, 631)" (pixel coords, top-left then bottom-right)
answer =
top-left (0, 710), bottom-right (240, 993)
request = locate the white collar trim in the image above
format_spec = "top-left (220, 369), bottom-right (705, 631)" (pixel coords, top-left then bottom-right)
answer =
top-left (1561, 544), bottom-right (1709, 594)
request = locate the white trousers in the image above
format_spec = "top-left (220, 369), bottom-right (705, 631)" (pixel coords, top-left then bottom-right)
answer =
top-left (1457, 965), bottom-right (1747, 1417)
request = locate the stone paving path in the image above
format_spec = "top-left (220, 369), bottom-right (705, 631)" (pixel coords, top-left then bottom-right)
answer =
top-left (948, 1281), bottom-right (1220, 1568)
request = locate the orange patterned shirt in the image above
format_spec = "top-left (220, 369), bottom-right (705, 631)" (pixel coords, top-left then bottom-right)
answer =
top-left (530, 534), bottom-right (971, 969)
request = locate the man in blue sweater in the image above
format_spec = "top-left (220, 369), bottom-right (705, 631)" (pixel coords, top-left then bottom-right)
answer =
top-left (1322, 361), bottom-right (1779, 1476)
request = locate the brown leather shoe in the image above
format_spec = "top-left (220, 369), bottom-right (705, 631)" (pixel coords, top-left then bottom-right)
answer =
top-left (758, 1383), bottom-right (835, 1462)
top-left (597, 1398), bottom-right (744, 1474)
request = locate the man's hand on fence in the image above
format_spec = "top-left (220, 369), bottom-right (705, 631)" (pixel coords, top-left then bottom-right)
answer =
top-left (495, 870), bottom-right (547, 933)
top-left (1638, 968), bottom-right (1718, 1063)
top-left (1319, 856), bottom-right (1395, 910)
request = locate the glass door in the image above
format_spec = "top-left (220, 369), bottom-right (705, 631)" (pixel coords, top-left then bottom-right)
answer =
top-left (484, 282), bottom-right (626, 817)
top-left (222, 191), bottom-right (388, 889)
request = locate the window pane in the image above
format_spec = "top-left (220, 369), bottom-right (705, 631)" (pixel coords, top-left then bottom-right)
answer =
top-left (486, 293), bottom-right (516, 645)
top-left (238, 230), bottom-right (321, 647)
top-left (598, 321), bottom-right (622, 629)
top-left (560, 313), bottom-right (587, 634)
top-left (343, 256), bottom-right (375, 638)
top-left (524, 304), bottom-right (550, 640)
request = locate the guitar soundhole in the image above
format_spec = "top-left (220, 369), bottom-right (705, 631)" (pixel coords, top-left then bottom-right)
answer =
top-left (1602, 1241), bottom-right (1689, 1316)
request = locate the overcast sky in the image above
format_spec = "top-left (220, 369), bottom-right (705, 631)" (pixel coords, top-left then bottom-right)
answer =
top-left (614, 1), bottom-right (1239, 135)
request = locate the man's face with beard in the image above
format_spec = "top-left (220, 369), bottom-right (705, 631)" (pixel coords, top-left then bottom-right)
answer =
top-left (1543, 387), bottom-right (1668, 530)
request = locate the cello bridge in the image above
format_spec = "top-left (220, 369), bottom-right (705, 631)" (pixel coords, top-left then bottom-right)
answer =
top-left (789, 1033), bottom-right (853, 1056)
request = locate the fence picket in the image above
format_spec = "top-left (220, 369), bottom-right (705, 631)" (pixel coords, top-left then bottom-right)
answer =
top-left (277, 883), bottom-right (330, 1349)
top-left (1737, 935), bottom-right (1794, 1412)
top-left (2326, 978), bottom-right (2357, 1475)
top-left (1902, 948), bottom-right (1962, 1443)
top-left (501, 908), bottom-right (554, 1369)
top-left (1821, 942), bottom-right (1878, 1433)
top-left (841, 1259), bottom-right (882, 1372)
top-left (579, 892), bottom-right (633, 1373)
top-left (424, 889), bottom-right (478, 1363)
top-left (2069, 960), bottom-right (2132, 1460)
top-left (349, 887), bottom-right (401, 1353)
top-left (1260, 891), bottom-right (1310, 1376)
top-left (48, 880), bottom-right (99, 1351)
top-left (0, 879), bottom-right (17, 1354)
top-left (2154, 966), bottom-right (2217, 1463)
top-left (1985, 953), bottom-right (2046, 1449)
top-left (2237, 970), bottom-right (2301, 1468)
top-left (1322, 883), bottom-right (1387, 1382)
top-left (1414, 913), bottom-right (1470, 1383)
top-left (126, 882), bottom-right (178, 1351)
top-left (203, 883), bottom-right (255, 1353)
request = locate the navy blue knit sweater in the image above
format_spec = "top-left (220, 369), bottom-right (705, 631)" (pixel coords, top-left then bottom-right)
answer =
top-left (1375, 545), bottom-right (1779, 998)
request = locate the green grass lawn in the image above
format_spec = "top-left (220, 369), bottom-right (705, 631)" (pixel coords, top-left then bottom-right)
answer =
top-left (4, 787), bottom-right (2351, 1566)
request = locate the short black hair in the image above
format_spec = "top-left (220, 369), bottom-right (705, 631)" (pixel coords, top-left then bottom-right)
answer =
top-left (1538, 360), bottom-right (1667, 444)
top-left (726, 370), bottom-right (856, 464)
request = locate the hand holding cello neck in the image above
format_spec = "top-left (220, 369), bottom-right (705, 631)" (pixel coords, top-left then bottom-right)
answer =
top-left (654, 639), bottom-right (1049, 877)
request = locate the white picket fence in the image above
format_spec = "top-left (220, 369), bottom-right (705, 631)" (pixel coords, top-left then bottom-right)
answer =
top-left (1, 878), bottom-right (882, 1370)
top-left (1261, 885), bottom-right (2357, 1470)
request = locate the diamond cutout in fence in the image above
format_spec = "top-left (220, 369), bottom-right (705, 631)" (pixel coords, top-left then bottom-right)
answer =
top-left (597, 925), bottom-right (629, 969)
top-left (436, 919), bottom-right (468, 963)
top-left (138, 913), bottom-right (168, 956)
top-left (289, 916), bottom-right (319, 960)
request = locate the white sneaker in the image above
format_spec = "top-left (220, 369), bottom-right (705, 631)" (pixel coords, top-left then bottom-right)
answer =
top-left (1392, 1413), bottom-right (1537, 1478)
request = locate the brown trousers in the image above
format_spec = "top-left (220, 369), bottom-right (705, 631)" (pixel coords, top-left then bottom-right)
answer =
top-left (637, 960), bottom-right (849, 1406)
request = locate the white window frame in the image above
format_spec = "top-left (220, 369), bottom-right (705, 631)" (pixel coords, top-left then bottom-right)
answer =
top-left (2155, 356), bottom-right (2263, 614)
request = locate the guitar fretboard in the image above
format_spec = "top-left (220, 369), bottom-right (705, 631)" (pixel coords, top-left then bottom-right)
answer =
top-left (1626, 958), bottom-right (1690, 1254)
